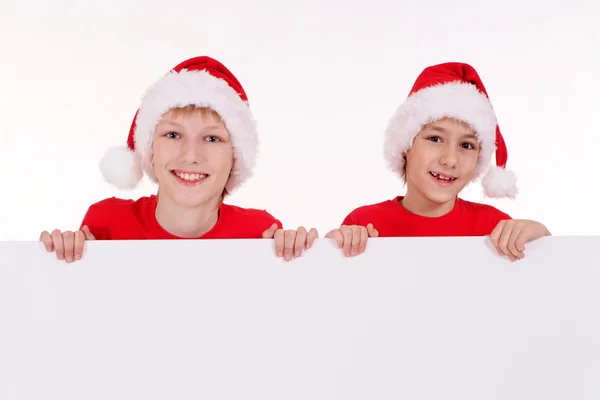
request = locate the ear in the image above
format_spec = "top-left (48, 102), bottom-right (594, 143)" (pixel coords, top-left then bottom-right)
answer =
top-left (229, 154), bottom-right (236, 173)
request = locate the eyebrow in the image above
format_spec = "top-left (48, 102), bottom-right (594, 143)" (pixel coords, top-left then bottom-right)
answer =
top-left (428, 125), bottom-right (477, 139)
top-left (159, 119), bottom-right (183, 127)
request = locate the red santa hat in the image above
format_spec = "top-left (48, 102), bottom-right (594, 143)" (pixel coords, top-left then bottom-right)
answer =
top-left (383, 62), bottom-right (517, 199)
top-left (99, 56), bottom-right (258, 194)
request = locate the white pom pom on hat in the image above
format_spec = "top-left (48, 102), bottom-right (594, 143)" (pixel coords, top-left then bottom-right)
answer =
top-left (99, 56), bottom-right (259, 194)
top-left (99, 145), bottom-right (143, 190)
top-left (481, 130), bottom-right (517, 199)
top-left (383, 62), bottom-right (518, 199)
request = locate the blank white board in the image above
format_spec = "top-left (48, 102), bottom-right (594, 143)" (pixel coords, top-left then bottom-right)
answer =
top-left (0, 236), bottom-right (598, 399)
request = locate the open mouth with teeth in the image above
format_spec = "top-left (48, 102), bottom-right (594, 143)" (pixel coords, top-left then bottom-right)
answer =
top-left (429, 171), bottom-right (457, 186)
top-left (171, 170), bottom-right (209, 185)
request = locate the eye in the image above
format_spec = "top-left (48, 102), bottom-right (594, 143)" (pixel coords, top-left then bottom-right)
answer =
top-left (427, 136), bottom-right (442, 143)
top-left (461, 142), bottom-right (476, 150)
top-left (165, 131), bottom-right (180, 139)
top-left (205, 135), bottom-right (221, 143)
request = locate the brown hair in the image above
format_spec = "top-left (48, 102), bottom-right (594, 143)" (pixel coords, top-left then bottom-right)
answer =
top-left (400, 155), bottom-right (407, 181)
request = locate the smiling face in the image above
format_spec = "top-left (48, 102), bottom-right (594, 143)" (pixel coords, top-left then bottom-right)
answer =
top-left (403, 117), bottom-right (480, 210)
top-left (151, 106), bottom-right (234, 209)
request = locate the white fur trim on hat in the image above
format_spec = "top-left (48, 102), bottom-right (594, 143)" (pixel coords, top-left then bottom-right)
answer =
top-left (384, 81), bottom-right (498, 182)
top-left (482, 165), bottom-right (518, 199)
top-left (99, 145), bottom-right (143, 189)
top-left (102, 68), bottom-right (258, 193)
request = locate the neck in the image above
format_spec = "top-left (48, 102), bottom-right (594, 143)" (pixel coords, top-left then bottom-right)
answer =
top-left (401, 187), bottom-right (456, 217)
top-left (154, 192), bottom-right (221, 238)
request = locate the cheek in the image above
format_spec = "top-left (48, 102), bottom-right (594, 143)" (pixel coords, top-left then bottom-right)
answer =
top-left (467, 149), bottom-right (480, 165)
top-left (150, 142), bottom-right (174, 171)
top-left (407, 146), bottom-right (434, 170)
top-left (460, 151), bottom-right (480, 174)
top-left (404, 157), bottom-right (426, 183)
top-left (410, 142), bottom-right (436, 161)
top-left (210, 147), bottom-right (234, 173)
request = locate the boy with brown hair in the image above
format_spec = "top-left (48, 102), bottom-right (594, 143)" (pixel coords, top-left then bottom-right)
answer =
top-left (326, 62), bottom-right (550, 261)
top-left (40, 56), bottom-right (317, 262)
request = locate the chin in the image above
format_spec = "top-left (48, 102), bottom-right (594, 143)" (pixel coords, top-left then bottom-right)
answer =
top-left (162, 186), bottom-right (221, 209)
top-left (173, 187), bottom-right (222, 205)
top-left (422, 186), bottom-right (461, 205)
top-left (426, 194), bottom-right (456, 205)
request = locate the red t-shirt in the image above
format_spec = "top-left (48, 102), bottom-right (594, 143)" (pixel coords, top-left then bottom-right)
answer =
top-left (342, 196), bottom-right (511, 237)
top-left (79, 195), bottom-right (283, 240)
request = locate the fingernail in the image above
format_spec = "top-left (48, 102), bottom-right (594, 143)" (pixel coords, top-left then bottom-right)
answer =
top-left (277, 252), bottom-right (283, 257)
top-left (65, 257), bottom-right (72, 263)
top-left (75, 254), bottom-right (81, 260)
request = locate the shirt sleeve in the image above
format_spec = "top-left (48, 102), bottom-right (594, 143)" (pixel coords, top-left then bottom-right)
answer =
top-left (260, 211), bottom-right (284, 232)
top-left (79, 204), bottom-right (110, 240)
top-left (483, 208), bottom-right (513, 234)
top-left (341, 209), bottom-right (362, 226)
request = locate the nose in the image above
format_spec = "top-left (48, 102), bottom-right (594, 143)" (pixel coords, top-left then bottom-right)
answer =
top-left (440, 146), bottom-right (458, 168)
top-left (180, 137), bottom-right (206, 164)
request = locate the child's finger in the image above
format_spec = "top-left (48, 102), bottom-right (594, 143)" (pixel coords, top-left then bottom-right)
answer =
top-left (74, 231), bottom-right (86, 261)
top-left (350, 226), bottom-right (362, 256)
top-left (305, 228), bottom-right (318, 249)
top-left (514, 227), bottom-right (529, 253)
top-left (51, 230), bottom-right (65, 261)
top-left (81, 225), bottom-right (96, 240)
top-left (498, 222), bottom-right (516, 261)
top-left (261, 223), bottom-right (278, 239)
top-left (359, 226), bottom-right (368, 254)
top-left (293, 227), bottom-right (307, 257)
top-left (367, 223), bottom-right (379, 238)
top-left (283, 230), bottom-right (296, 261)
top-left (341, 227), bottom-right (353, 257)
top-left (510, 229), bottom-right (526, 259)
top-left (39, 231), bottom-right (54, 252)
top-left (489, 220), bottom-right (506, 256)
top-left (324, 229), bottom-right (344, 249)
top-left (62, 231), bottom-right (75, 263)
top-left (274, 229), bottom-right (285, 257)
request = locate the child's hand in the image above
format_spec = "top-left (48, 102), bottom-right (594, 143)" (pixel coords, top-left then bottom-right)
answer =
top-left (262, 224), bottom-right (318, 261)
top-left (489, 219), bottom-right (551, 261)
top-left (325, 223), bottom-right (379, 257)
top-left (39, 225), bottom-right (96, 263)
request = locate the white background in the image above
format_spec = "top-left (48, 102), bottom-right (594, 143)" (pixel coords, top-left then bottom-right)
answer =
top-left (1, 0), bottom-right (598, 240)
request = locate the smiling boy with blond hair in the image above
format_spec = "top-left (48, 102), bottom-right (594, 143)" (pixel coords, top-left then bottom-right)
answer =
top-left (41, 56), bottom-right (317, 262)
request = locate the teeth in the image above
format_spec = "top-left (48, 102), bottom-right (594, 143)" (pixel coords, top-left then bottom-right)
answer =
top-left (174, 171), bottom-right (206, 181)
top-left (430, 172), bottom-right (455, 181)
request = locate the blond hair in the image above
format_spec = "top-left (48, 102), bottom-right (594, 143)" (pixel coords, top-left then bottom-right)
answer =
top-left (164, 105), bottom-right (224, 121)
